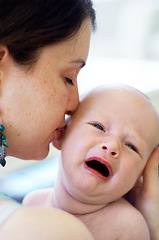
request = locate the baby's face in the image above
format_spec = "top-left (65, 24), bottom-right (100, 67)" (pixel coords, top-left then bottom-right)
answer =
top-left (60, 86), bottom-right (159, 205)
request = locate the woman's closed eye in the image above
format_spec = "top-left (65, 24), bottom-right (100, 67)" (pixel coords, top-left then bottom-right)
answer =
top-left (65, 77), bottom-right (74, 86)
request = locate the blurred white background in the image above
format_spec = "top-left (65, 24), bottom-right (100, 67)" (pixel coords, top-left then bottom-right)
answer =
top-left (90, 0), bottom-right (159, 60)
top-left (79, 0), bottom-right (159, 104)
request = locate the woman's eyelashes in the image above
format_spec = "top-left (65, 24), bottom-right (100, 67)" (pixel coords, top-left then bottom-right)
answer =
top-left (65, 77), bottom-right (74, 86)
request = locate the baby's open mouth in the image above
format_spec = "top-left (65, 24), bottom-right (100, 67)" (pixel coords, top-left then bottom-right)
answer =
top-left (85, 157), bottom-right (112, 181)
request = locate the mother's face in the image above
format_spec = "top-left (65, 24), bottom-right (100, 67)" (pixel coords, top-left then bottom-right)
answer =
top-left (0, 18), bottom-right (92, 160)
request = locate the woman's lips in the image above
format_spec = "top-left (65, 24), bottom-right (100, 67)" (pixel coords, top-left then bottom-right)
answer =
top-left (52, 126), bottom-right (66, 150)
top-left (84, 157), bottom-right (113, 181)
top-left (55, 127), bottom-right (66, 140)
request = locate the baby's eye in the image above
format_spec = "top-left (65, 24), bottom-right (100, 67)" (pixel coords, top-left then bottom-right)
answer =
top-left (89, 122), bottom-right (105, 132)
top-left (126, 144), bottom-right (137, 153)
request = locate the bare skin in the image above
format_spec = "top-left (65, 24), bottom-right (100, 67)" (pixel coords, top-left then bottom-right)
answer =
top-left (128, 147), bottom-right (159, 240)
top-left (0, 203), bottom-right (94, 240)
top-left (23, 85), bottom-right (159, 240)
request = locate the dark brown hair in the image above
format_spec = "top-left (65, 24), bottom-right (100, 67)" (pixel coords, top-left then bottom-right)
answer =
top-left (0, 0), bottom-right (96, 66)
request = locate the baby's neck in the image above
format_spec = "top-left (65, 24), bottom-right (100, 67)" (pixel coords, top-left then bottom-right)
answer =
top-left (52, 177), bottom-right (107, 216)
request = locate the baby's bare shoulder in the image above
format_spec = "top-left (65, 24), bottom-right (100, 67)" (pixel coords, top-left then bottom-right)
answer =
top-left (100, 198), bottom-right (150, 240)
top-left (82, 198), bottom-right (150, 240)
top-left (22, 188), bottom-right (53, 206)
top-left (109, 198), bottom-right (150, 239)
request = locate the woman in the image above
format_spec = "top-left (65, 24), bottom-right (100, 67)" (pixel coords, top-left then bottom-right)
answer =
top-left (0, 1), bottom-right (158, 239)
top-left (0, 1), bottom-right (95, 239)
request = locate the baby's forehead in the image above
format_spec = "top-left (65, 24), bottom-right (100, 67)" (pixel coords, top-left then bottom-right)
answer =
top-left (83, 85), bottom-right (146, 99)
top-left (79, 85), bottom-right (159, 136)
top-left (85, 85), bottom-right (158, 115)
top-left (81, 85), bottom-right (155, 109)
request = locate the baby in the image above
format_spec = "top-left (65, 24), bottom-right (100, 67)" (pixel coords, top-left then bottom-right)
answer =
top-left (23, 85), bottom-right (159, 240)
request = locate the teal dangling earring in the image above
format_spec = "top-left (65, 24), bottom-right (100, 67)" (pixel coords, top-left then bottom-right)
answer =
top-left (0, 125), bottom-right (9, 167)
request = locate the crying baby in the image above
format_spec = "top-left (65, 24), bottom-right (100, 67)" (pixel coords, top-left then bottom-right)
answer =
top-left (23, 84), bottom-right (159, 240)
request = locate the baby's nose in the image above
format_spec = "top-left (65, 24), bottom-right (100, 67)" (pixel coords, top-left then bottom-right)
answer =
top-left (101, 143), bottom-right (119, 158)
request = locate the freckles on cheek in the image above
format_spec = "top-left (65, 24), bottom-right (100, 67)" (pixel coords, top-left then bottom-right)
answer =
top-left (57, 90), bottom-right (68, 107)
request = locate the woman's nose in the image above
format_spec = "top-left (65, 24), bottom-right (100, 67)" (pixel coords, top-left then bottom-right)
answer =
top-left (65, 84), bottom-right (79, 115)
top-left (101, 141), bottom-right (119, 158)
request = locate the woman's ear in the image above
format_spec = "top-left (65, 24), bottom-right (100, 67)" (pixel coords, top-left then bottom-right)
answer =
top-left (0, 45), bottom-right (9, 96)
top-left (0, 45), bottom-right (8, 62)
top-left (0, 45), bottom-right (10, 83)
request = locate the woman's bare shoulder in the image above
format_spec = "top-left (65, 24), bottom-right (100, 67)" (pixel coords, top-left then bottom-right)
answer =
top-left (0, 205), bottom-right (94, 240)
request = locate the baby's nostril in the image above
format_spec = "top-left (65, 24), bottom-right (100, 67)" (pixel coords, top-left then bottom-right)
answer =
top-left (102, 146), bottom-right (107, 150)
top-left (111, 151), bottom-right (117, 156)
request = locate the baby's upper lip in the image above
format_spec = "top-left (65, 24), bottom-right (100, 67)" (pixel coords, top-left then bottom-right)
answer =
top-left (85, 157), bottom-right (113, 180)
